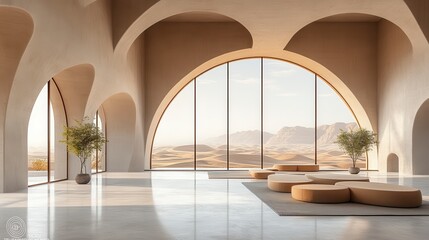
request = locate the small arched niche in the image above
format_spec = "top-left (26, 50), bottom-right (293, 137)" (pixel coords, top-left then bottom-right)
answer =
top-left (412, 99), bottom-right (429, 174)
top-left (387, 153), bottom-right (399, 173)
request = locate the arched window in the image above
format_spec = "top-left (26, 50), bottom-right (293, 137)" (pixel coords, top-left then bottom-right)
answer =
top-left (28, 80), bottom-right (68, 185)
top-left (92, 108), bottom-right (106, 173)
top-left (151, 58), bottom-right (360, 170)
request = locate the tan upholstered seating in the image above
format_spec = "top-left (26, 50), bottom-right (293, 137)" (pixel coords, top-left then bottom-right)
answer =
top-left (336, 181), bottom-right (422, 208)
top-left (272, 164), bottom-right (319, 172)
top-left (291, 184), bottom-right (350, 203)
top-left (249, 169), bottom-right (275, 179)
top-left (273, 164), bottom-right (297, 171)
top-left (306, 173), bottom-right (369, 185)
top-left (297, 164), bottom-right (319, 172)
top-left (267, 174), bottom-right (313, 192)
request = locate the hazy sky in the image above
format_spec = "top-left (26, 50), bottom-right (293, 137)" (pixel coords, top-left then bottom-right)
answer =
top-left (28, 84), bottom-right (49, 152)
top-left (154, 58), bottom-right (356, 146)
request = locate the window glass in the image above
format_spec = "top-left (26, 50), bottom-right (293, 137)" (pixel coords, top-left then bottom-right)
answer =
top-left (28, 84), bottom-right (48, 185)
top-left (317, 76), bottom-right (360, 169)
top-left (263, 59), bottom-right (315, 168)
top-left (152, 82), bottom-right (195, 169)
top-left (196, 64), bottom-right (227, 169)
top-left (229, 59), bottom-right (262, 169)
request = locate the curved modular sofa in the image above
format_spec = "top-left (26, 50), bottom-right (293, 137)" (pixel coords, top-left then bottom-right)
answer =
top-left (267, 174), bottom-right (313, 192)
top-left (272, 164), bottom-right (319, 172)
top-left (306, 173), bottom-right (369, 185)
top-left (336, 181), bottom-right (422, 208)
top-left (291, 184), bottom-right (351, 203)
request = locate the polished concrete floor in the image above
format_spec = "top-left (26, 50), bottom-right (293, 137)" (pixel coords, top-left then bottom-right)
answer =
top-left (1, 171), bottom-right (429, 240)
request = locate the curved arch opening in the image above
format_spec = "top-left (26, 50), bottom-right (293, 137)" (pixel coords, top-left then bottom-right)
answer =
top-left (412, 99), bottom-right (429, 174)
top-left (28, 80), bottom-right (68, 185)
top-left (150, 57), bottom-right (362, 170)
top-left (100, 93), bottom-right (136, 172)
top-left (27, 63), bottom-right (95, 186)
top-left (0, 6), bottom-right (34, 192)
top-left (118, 10), bottom-right (253, 59)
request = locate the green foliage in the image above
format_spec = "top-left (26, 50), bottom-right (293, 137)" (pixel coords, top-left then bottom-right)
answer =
top-left (61, 118), bottom-right (107, 174)
top-left (335, 128), bottom-right (377, 168)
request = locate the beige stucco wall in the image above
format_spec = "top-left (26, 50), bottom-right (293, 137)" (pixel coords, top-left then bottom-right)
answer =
top-left (0, 0), bottom-right (428, 192)
top-left (286, 22), bottom-right (378, 132)
top-left (1, 0), bottom-right (144, 192)
top-left (378, 19), bottom-right (429, 174)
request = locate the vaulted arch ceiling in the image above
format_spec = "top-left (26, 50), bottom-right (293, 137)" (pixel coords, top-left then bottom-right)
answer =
top-left (114, 0), bottom-right (428, 57)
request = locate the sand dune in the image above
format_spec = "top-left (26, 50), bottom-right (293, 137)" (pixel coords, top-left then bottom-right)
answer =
top-left (152, 122), bottom-right (363, 169)
top-left (152, 144), bottom-right (361, 169)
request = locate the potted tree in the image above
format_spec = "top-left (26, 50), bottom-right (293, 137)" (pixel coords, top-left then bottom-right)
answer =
top-left (61, 118), bottom-right (107, 184)
top-left (336, 128), bottom-right (377, 174)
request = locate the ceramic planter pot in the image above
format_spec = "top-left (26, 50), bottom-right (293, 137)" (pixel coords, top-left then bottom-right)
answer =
top-left (348, 167), bottom-right (360, 174)
top-left (75, 173), bottom-right (91, 184)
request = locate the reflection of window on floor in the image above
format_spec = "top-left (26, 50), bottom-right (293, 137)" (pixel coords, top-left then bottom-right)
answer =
top-left (151, 58), bottom-right (360, 170)
top-left (28, 79), bottom-right (68, 186)
top-left (91, 109), bottom-right (106, 174)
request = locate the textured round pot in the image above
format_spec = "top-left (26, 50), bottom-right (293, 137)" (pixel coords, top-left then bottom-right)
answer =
top-left (75, 173), bottom-right (91, 184)
top-left (348, 167), bottom-right (360, 174)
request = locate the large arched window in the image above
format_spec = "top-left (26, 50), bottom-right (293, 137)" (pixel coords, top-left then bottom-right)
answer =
top-left (151, 58), bottom-right (360, 170)
top-left (28, 80), bottom-right (68, 185)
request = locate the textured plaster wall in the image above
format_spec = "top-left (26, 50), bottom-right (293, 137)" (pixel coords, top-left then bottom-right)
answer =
top-left (1, 0), bottom-right (429, 192)
top-left (0, 0), bottom-right (144, 192)
top-left (378, 19), bottom-right (429, 174)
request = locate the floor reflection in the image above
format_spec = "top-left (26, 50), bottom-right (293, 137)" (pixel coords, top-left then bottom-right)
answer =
top-left (0, 171), bottom-right (428, 239)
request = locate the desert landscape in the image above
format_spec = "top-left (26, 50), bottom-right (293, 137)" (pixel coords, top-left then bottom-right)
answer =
top-left (152, 122), bottom-right (366, 169)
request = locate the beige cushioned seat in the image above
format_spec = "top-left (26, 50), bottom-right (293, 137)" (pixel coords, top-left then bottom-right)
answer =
top-left (291, 184), bottom-right (350, 203)
top-left (297, 164), bottom-right (319, 172)
top-left (306, 173), bottom-right (369, 185)
top-left (336, 181), bottom-right (422, 208)
top-left (273, 164), bottom-right (297, 171)
top-left (272, 164), bottom-right (319, 172)
top-left (249, 169), bottom-right (275, 179)
top-left (267, 174), bottom-right (313, 192)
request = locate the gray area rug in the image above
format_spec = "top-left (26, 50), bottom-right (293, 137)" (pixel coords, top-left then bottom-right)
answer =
top-left (243, 182), bottom-right (429, 216)
top-left (207, 171), bottom-right (253, 179)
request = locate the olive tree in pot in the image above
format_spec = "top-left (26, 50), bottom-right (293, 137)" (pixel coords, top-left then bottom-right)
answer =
top-left (61, 118), bottom-right (107, 184)
top-left (336, 128), bottom-right (377, 174)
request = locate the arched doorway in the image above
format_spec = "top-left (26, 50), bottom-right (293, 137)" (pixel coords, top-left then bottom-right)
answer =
top-left (412, 99), bottom-right (429, 174)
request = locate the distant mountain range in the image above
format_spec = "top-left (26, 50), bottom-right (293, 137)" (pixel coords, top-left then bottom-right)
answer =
top-left (202, 122), bottom-right (357, 146)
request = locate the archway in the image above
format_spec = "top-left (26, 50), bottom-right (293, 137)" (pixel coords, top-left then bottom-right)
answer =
top-left (100, 93), bottom-right (137, 171)
top-left (412, 99), bottom-right (429, 174)
top-left (150, 57), bottom-right (362, 170)
top-left (0, 6), bottom-right (34, 192)
top-left (387, 153), bottom-right (399, 173)
top-left (144, 50), bottom-right (375, 170)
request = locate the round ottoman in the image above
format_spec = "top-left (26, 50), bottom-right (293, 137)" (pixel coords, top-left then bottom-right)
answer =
top-left (336, 181), bottom-right (422, 208)
top-left (267, 174), bottom-right (313, 193)
top-left (291, 184), bottom-right (350, 203)
top-left (306, 173), bottom-right (369, 185)
top-left (249, 169), bottom-right (275, 179)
